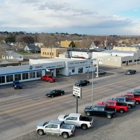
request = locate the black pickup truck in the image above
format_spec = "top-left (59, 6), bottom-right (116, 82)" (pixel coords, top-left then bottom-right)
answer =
top-left (84, 105), bottom-right (116, 119)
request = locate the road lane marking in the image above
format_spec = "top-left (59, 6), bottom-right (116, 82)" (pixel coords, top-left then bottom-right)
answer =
top-left (0, 76), bottom-right (138, 115)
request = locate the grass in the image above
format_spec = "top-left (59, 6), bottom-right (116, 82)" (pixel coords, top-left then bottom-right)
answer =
top-left (16, 51), bottom-right (30, 55)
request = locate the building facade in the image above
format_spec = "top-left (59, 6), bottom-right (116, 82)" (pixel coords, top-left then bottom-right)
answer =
top-left (41, 48), bottom-right (67, 58)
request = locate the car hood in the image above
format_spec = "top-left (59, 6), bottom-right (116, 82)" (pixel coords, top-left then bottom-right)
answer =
top-left (37, 122), bottom-right (46, 127)
top-left (58, 115), bottom-right (66, 121)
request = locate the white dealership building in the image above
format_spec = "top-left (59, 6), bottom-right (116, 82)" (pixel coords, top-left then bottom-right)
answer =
top-left (0, 58), bottom-right (96, 85)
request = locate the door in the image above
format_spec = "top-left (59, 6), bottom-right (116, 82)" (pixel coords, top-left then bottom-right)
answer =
top-left (50, 124), bottom-right (60, 136)
top-left (91, 107), bottom-right (100, 115)
top-left (65, 117), bottom-right (78, 126)
top-left (44, 124), bottom-right (52, 134)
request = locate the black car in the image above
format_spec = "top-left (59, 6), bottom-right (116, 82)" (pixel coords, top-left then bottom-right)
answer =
top-left (45, 90), bottom-right (65, 97)
top-left (125, 69), bottom-right (136, 75)
top-left (13, 80), bottom-right (22, 89)
top-left (75, 80), bottom-right (90, 87)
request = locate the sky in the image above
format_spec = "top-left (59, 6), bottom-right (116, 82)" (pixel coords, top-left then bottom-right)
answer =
top-left (0, 0), bottom-right (140, 35)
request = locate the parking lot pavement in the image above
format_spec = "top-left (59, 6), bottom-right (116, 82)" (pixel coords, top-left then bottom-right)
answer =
top-left (12, 103), bottom-right (140, 140)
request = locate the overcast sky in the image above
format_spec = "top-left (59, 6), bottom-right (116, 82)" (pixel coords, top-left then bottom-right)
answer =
top-left (0, 0), bottom-right (140, 35)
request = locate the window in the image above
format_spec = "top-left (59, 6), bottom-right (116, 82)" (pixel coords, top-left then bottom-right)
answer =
top-left (122, 61), bottom-right (126, 64)
top-left (78, 67), bottom-right (83, 73)
top-left (30, 72), bottom-right (35, 78)
top-left (66, 117), bottom-right (73, 120)
top-left (6, 75), bottom-right (13, 82)
top-left (15, 74), bottom-right (21, 80)
top-left (129, 60), bottom-right (132, 63)
top-left (98, 107), bottom-right (104, 111)
top-left (37, 71), bottom-right (42, 77)
top-left (52, 124), bottom-right (58, 128)
top-left (72, 117), bottom-right (77, 120)
top-left (92, 107), bottom-right (98, 110)
top-left (45, 124), bottom-right (52, 128)
top-left (22, 73), bottom-right (29, 80)
top-left (0, 76), bottom-right (5, 83)
top-left (72, 69), bottom-right (75, 73)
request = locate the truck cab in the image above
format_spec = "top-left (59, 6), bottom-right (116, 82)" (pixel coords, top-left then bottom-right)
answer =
top-left (122, 93), bottom-right (140, 105)
top-left (97, 100), bottom-right (128, 113)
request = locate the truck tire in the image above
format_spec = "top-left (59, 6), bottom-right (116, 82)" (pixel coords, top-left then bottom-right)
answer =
top-left (136, 101), bottom-right (139, 105)
top-left (62, 132), bottom-right (69, 139)
top-left (86, 112), bottom-right (91, 116)
top-left (119, 109), bottom-right (124, 113)
top-left (38, 129), bottom-right (44, 136)
top-left (51, 95), bottom-right (54, 98)
top-left (128, 104), bottom-right (132, 109)
top-left (81, 124), bottom-right (87, 130)
top-left (107, 114), bottom-right (112, 119)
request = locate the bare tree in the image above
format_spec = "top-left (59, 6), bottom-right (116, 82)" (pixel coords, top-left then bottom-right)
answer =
top-left (0, 43), bottom-right (6, 59)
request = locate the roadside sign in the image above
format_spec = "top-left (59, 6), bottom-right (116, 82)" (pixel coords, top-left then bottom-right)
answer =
top-left (73, 86), bottom-right (82, 98)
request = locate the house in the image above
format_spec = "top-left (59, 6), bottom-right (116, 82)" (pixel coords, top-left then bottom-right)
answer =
top-left (2, 51), bottom-right (23, 61)
top-left (24, 45), bottom-right (40, 53)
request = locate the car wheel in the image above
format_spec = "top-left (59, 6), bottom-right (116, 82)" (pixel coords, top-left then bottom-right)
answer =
top-left (107, 114), bottom-right (112, 119)
top-left (86, 112), bottom-right (91, 116)
top-left (81, 124), bottom-right (87, 130)
top-left (38, 129), bottom-right (44, 136)
top-left (62, 132), bottom-right (69, 139)
top-left (49, 81), bottom-right (51, 83)
top-left (128, 105), bottom-right (132, 109)
top-left (61, 93), bottom-right (63, 96)
top-left (51, 95), bottom-right (54, 98)
top-left (87, 83), bottom-right (89, 86)
top-left (119, 109), bottom-right (124, 113)
top-left (80, 85), bottom-right (82, 87)
top-left (136, 101), bottom-right (139, 105)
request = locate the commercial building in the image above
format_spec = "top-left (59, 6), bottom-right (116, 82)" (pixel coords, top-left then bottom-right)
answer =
top-left (0, 58), bottom-right (96, 86)
top-left (60, 40), bottom-right (82, 48)
top-left (41, 48), bottom-right (67, 58)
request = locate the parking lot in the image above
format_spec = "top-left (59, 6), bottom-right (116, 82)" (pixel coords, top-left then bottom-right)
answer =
top-left (0, 65), bottom-right (140, 140)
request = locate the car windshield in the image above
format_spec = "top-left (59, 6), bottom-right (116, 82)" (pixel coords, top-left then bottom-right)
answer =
top-left (14, 81), bottom-right (19, 84)
top-left (50, 90), bottom-right (55, 94)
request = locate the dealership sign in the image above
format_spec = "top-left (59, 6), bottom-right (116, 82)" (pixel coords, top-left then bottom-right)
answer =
top-left (73, 86), bottom-right (82, 98)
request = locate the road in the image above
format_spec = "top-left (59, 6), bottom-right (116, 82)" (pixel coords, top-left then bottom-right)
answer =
top-left (0, 66), bottom-right (140, 140)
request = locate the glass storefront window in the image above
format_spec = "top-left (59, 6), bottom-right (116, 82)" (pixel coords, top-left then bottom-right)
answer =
top-left (6, 75), bottom-right (13, 82)
top-left (0, 76), bottom-right (5, 83)
top-left (15, 74), bottom-right (21, 80)
top-left (30, 72), bottom-right (36, 78)
top-left (22, 73), bottom-right (29, 80)
top-left (37, 71), bottom-right (42, 77)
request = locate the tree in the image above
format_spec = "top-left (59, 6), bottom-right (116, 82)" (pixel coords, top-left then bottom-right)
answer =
top-left (22, 36), bottom-right (34, 44)
top-left (69, 41), bottom-right (75, 48)
top-left (0, 43), bottom-right (6, 59)
top-left (5, 34), bottom-right (15, 43)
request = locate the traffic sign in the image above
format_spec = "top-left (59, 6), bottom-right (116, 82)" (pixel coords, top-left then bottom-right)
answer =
top-left (73, 86), bottom-right (82, 98)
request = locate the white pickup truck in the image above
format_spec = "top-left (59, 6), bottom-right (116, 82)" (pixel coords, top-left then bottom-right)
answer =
top-left (36, 120), bottom-right (76, 139)
top-left (58, 113), bottom-right (94, 130)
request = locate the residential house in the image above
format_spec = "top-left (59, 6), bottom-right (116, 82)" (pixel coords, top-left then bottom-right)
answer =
top-left (24, 45), bottom-right (40, 53)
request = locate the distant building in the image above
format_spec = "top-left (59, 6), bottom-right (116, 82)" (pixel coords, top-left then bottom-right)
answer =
top-left (24, 45), bottom-right (40, 53)
top-left (60, 40), bottom-right (82, 48)
top-left (113, 46), bottom-right (140, 52)
top-left (2, 51), bottom-right (23, 61)
top-left (41, 48), bottom-right (67, 58)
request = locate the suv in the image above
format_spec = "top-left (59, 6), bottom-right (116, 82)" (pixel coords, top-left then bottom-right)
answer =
top-left (75, 80), bottom-right (90, 87)
top-left (95, 69), bottom-right (106, 75)
top-left (13, 80), bottom-right (22, 89)
top-left (125, 69), bottom-right (136, 75)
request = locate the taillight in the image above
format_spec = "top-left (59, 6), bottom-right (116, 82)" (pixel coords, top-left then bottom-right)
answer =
top-left (90, 122), bottom-right (91, 125)
top-left (71, 130), bottom-right (73, 133)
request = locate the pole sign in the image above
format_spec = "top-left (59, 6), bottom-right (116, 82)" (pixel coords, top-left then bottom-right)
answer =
top-left (73, 86), bottom-right (82, 98)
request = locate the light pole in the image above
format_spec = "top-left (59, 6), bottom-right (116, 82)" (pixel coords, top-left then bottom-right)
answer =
top-left (91, 64), bottom-right (94, 106)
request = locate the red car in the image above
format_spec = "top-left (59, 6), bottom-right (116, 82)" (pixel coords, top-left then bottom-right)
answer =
top-left (97, 100), bottom-right (128, 113)
top-left (122, 93), bottom-right (140, 105)
top-left (41, 74), bottom-right (56, 83)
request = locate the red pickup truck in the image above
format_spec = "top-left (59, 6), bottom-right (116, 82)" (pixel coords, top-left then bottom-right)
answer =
top-left (122, 93), bottom-right (140, 105)
top-left (97, 100), bottom-right (128, 113)
top-left (41, 75), bottom-right (56, 83)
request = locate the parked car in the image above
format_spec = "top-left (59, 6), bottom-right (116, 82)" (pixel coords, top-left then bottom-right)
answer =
top-left (130, 90), bottom-right (140, 97)
top-left (45, 90), bottom-right (65, 97)
top-left (84, 105), bottom-right (116, 119)
top-left (41, 74), bottom-right (56, 82)
top-left (75, 80), bottom-right (90, 87)
top-left (58, 113), bottom-right (94, 130)
top-left (95, 69), bottom-right (106, 75)
top-left (108, 97), bottom-right (135, 109)
top-left (125, 69), bottom-right (136, 75)
top-left (13, 80), bottom-right (22, 89)
top-left (97, 100), bottom-right (128, 113)
top-left (122, 93), bottom-right (140, 105)
top-left (36, 120), bottom-right (75, 139)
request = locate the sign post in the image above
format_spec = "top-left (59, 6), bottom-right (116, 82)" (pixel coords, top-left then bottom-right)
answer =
top-left (73, 86), bottom-right (82, 113)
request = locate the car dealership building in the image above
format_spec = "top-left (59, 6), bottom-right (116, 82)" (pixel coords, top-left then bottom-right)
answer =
top-left (0, 58), bottom-right (96, 85)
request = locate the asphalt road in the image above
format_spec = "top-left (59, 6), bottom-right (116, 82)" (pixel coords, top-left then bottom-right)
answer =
top-left (0, 66), bottom-right (140, 140)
